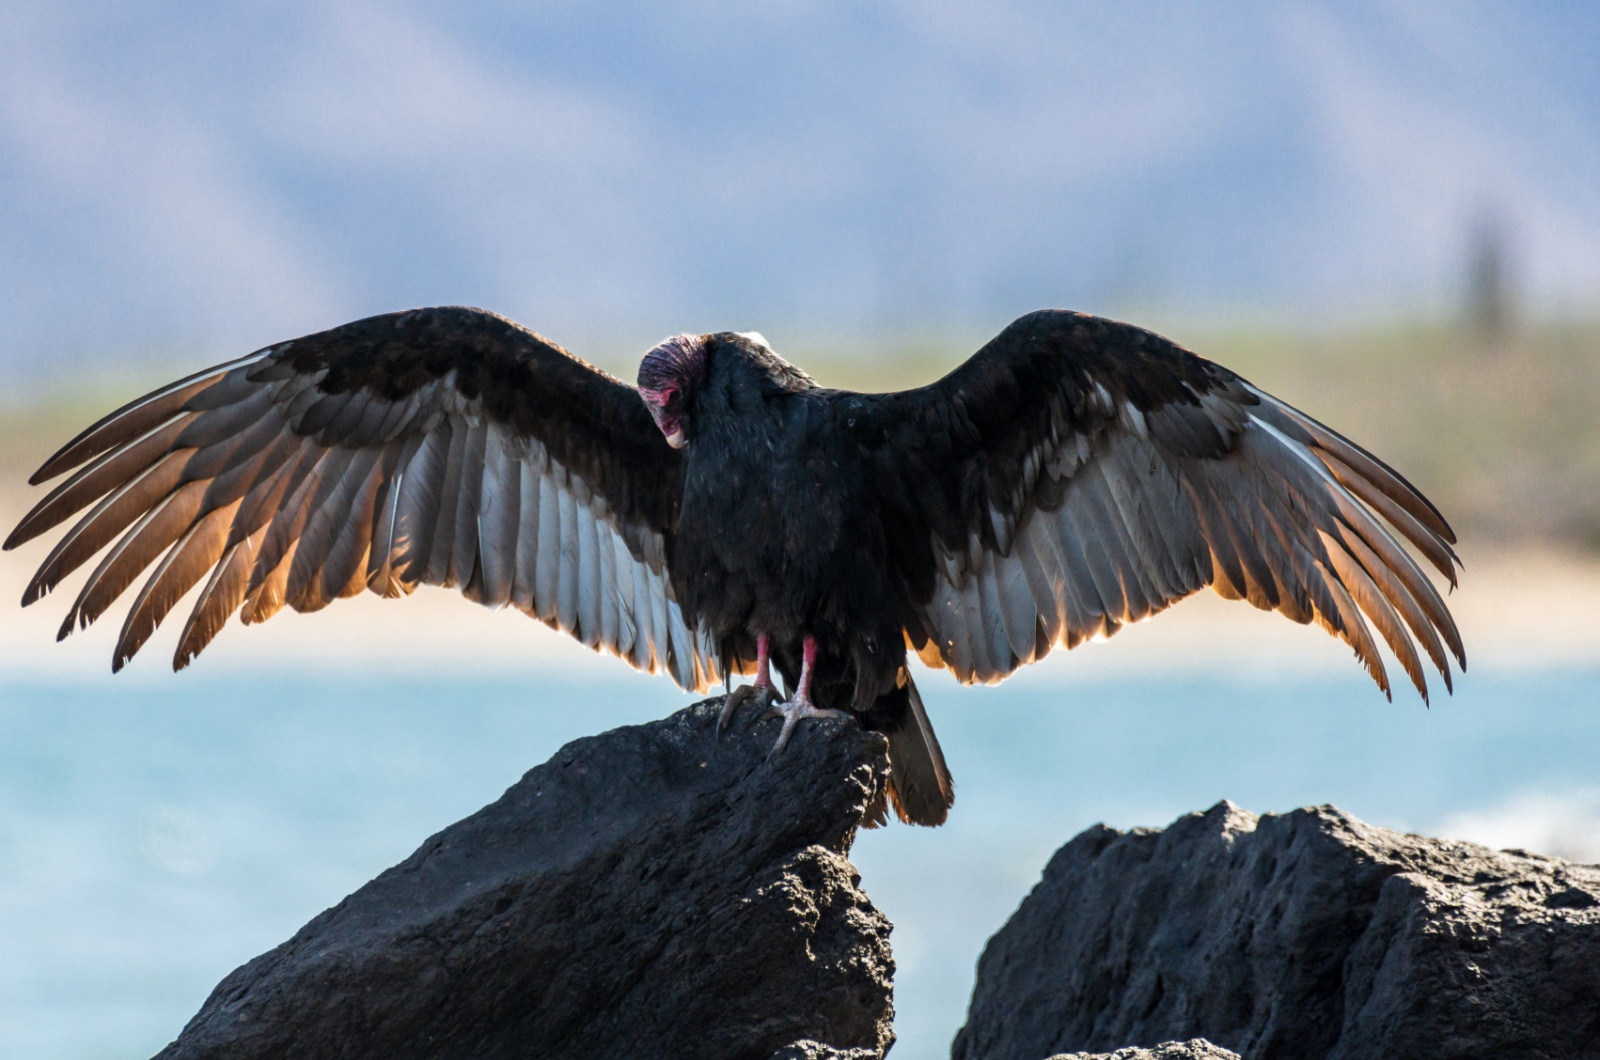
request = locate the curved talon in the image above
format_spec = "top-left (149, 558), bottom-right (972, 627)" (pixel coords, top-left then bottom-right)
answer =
top-left (765, 695), bottom-right (850, 757)
top-left (719, 679), bottom-right (778, 733)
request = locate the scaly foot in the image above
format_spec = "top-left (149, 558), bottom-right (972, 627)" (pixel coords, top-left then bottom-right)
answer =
top-left (760, 634), bottom-right (847, 757)
top-left (720, 678), bottom-right (779, 731)
top-left (765, 692), bottom-right (849, 756)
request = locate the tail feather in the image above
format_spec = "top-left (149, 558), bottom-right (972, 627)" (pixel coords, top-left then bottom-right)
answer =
top-left (881, 668), bottom-right (954, 827)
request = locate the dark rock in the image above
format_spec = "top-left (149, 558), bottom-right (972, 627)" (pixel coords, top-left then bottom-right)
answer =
top-left (1046, 1042), bottom-right (1241, 1060)
top-left (954, 801), bottom-right (1600, 1060)
top-left (155, 698), bottom-right (896, 1060)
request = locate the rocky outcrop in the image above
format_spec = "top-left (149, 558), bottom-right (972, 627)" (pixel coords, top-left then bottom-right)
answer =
top-left (954, 801), bottom-right (1600, 1060)
top-left (1046, 1043), bottom-right (1241, 1060)
top-left (154, 698), bottom-right (896, 1060)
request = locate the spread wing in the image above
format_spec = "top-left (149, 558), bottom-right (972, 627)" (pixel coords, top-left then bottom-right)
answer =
top-left (5, 306), bottom-right (719, 689)
top-left (865, 310), bottom-right (1465, 702)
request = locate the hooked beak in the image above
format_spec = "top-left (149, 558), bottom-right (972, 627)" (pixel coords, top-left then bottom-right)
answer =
top-left (642, 395), bottom-right (687, 449)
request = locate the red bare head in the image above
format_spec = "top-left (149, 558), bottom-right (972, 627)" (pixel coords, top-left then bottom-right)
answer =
top-left (637, 334), bottom-right (706, 449)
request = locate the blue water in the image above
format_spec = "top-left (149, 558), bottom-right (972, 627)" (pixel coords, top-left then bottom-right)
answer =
top-left (1, 665), bottom-right (1596, 1059)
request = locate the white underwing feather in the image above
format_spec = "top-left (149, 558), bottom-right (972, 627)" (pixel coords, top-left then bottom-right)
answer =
top-left (556, 482), bottom-right (579, 635)
top-left (535, 473), bottom-right (561, 623)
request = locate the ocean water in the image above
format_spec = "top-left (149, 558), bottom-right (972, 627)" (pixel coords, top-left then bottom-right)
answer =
top-left (1, 664), bottom-right (1596, 1059)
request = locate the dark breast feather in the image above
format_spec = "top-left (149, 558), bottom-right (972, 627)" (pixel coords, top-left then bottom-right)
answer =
top-left (5, 307), bottom-right (717, 688)
top-left (859, 309), bottom-right (1465, 703)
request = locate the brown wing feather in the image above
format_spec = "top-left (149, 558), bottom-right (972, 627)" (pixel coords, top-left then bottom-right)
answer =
top-left (6, 306), bottom-right (717, 688)
top-left (867, 309), bottom-right (1464, 703)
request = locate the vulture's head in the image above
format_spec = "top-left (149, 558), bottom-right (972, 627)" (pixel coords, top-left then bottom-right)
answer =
top-left (636, 334), bottom-right (707, 449)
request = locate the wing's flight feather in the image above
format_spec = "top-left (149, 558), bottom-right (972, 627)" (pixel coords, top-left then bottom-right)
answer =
top-left (9, 415), bottom-right (194, 549)
top-left (67, 478), bottom-right (209, 639)
top-left (175, 527), bottom-right (260, 668)
top-left (29, 353), bottom-right (267, 485)
top-left (5, 307), bottom-right (718, 689)
top-left (475, 429), bottom-right (521, 611)
top-left (116, 500), bottom-right (240, 669)
top-left (868, 309), bottom-right (1463, 701)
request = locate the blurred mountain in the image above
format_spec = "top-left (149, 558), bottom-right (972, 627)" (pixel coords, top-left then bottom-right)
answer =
top-left (2, 1), bottom-right (1598, 374)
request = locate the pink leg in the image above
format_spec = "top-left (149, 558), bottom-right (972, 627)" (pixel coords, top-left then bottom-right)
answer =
top-left (718, 633), bottom-right (780, 731)
top-left (755, 633), bottom-right (773, 690)
top-left (794, 635), bottom-right (817, 705)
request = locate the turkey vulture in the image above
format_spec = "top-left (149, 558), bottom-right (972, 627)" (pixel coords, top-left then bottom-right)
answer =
top-left (5, 307), bottom-right (1464, 826)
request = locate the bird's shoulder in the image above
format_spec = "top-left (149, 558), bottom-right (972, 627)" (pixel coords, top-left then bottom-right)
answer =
top-left (900, 311), bottom-right (1244, 421)
top-left (704, 332), bottom-right (819, 398)
top-left (269, 306), bottom-right (642, 440)
top-left (832, 310), bottom-right (1259, 469)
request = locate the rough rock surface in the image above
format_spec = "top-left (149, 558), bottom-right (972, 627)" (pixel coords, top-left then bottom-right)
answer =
top-left (155, 698), bottom-right (896, 1060)
top-left (954, 801), bottom-right (1600, 1060)
top-left (1047, 1042), bottom-right (1241, 1060)
top-left (767, 1042), bottom-right (883, 1060)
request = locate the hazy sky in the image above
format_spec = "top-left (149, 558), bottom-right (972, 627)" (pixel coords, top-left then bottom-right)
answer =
top-left (2, 1), bottom-right (1597, 371)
